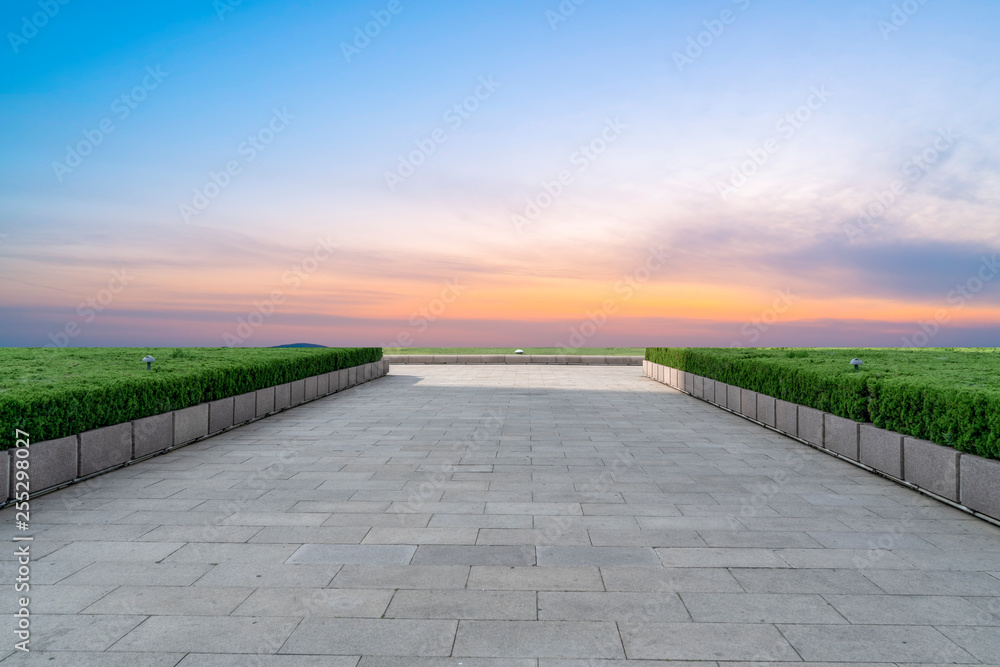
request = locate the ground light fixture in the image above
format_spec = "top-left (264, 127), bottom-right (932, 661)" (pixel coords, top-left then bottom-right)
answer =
top-left (515, 349), bottom-right (524, 354)
top-left (143, 355), bottom-right (155, 370)
top-left (850, 358), bottom-right (863, 371)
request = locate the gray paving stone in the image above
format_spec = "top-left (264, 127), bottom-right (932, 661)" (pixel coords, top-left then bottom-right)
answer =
top-left (620, 622), bottom-right (798, 661)
top-left (682, 593), bottom-right (846, 623)
top-left (729, 568), bottom-right (883, 594)
top-left (280, 618), bottom-right (457, 656)
top-left (938, 625), bottom-right (1000, 664)
top-left (109, 616), bottom-right (301, 654)
top-left (0, 652), bottom-right (184, 666)
top-left (454, 620), bottom-right (624, 659)
top-left (332, 565), bottom-right (471, 589)
top-left (777, 624), bottom-right (976, 663)
top-left (536, 546), bottom-right (661, 567)
top-left (825, 594), bottom-right (1000, 625)
top-left (468, 566), bottom-right (604, 591)
top-left (25, 584), bottom-right (117, 614)
top-left (601, 567), bottom-right (743, 593)
top-left (287, 543), bottom-right (416, 565)
top-left (538, 591), bottom-right (688, 621)
top-left (83, 585), bottom-right (252, 615)
top-left (233, 587), bottom-right (393, 617)
top-left (26, 615), bottom-right (146, 652)
top-left (861, 569), bottom-right (1000, 596)
top-left (410, 545), bottom-right (535, 566)
top-left (178, 656), bottom-right (357, 667)
top-left (386, 589), bottom-right (536, 620)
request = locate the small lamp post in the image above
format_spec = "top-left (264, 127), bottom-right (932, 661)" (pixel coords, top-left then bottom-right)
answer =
top-left (143, 355), bottom-right (156, 370)
top-left (850, 358), bottom-right (863, 371)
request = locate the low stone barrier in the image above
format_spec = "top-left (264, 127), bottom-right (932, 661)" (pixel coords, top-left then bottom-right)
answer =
top-left (3, 359), bottom-right (389, 504)
top-left (643, 360), bottom-right (1000, 523)
top-left (386, 355), bottom-right (643, 365)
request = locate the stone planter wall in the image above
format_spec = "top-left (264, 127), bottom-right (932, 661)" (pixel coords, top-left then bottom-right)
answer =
top-left (643, 360), bottom-right (1000, 523)
top-left (3, 359), bottom-right (389, 504)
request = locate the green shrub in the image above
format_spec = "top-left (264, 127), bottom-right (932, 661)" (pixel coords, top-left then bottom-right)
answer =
top-left (0, 347), bottom-right (381, 449)
top-left (645, 347), bottom-right (1000, 459)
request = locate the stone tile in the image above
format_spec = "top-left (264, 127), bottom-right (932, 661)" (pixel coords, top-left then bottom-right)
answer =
top-left (193, 562), bottom-right (340, 587)
top-left (938, 625), bottom-right (1000, 664)
top-left (358, 660), bottom-right (532, 667)
top-left (825, 594), bottom-right (1000, 625)
top-left (249, 526), bottom-right (370, 544)
top-left (729, 568), bottom-right (883, 594)
top-left (179, 656), bottom-right (357, 667)
top-left (468, 566), bottom-right (604, 591)
top-left (861, 569), bottom-right (1000, 596)
top-left (538, 591), bottom-right (688, 621)
top-left (362, 527), bottom-right (479, 545)
top-left (233, 587), bottom-right (393, 618)
top-left (83, 586), bottom-right (253, 615)
top-left (601, 567), bottom-right (743, 593)
top-left (410, 545), bottom-right (535, 566)
top-left (25, 585), bottom-right (116, 614)
top-left (41, 540), bottom-right (183, 562)
top-left (453, 620), bottom-right (624, 659)
top-left (536, 546), bottom-right (661, 567)
top-left (280, 618), bottom-right (457, 656)
top-left (587, 529), bottom-right (704, 547)
top-left (620, 622), bottom-right (798, 661)
top-left (0, 652), bottom-right (185, 666)
top-left (287, 543), bottom-right (415, 565)
top-left (682, 593), bottom-right (846, 623)
top-left (477, 528), bottom-right (591, 545)
top-left (654, 547), bottom-right (789, 568)
top-left (26, 615), bottom-right (145, 652)
top-left (109, 616), bottom-right (301, 654)
top-left (60, 562), bottom-right (212, 587)
top-left (778, 624), bottom-right (976, 663)
top-left (332, 565), bottom-right (470, 589)
top-left (165, 542), bottom-right (298, 563)
top-left (386, 589), bottom-right (536, 620)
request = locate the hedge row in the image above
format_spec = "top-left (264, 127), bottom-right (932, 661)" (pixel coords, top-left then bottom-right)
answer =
top-left (646, 347), bottom-right (1000, 460)
top-left (1, 347), bottom-right (382, 449)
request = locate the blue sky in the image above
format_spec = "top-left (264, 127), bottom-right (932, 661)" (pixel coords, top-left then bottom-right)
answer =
top-left (1, 0), bottom-right (998, 347)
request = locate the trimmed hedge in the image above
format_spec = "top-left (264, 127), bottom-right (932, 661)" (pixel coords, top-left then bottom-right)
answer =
top-left (1, 347), bottom-right (381, 449)
top-left (646, 347), bottom-right (1000, 460)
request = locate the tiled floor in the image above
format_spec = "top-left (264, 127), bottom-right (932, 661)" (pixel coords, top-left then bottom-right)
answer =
top-left (2, 364), bottom-right (1000, 664)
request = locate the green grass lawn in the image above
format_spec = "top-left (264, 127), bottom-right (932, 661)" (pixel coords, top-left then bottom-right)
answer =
top-left (384, 347), bottom-right (644, 356)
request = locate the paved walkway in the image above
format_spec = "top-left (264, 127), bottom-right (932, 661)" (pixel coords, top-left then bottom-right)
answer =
top-left (3, 365), bottom-right (1000, 665)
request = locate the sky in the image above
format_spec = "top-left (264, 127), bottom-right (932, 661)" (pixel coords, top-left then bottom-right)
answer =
top-left (1, 0), bottom-right (998, 348)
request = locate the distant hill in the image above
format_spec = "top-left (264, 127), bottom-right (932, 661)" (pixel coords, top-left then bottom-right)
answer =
top-left (271, 343), bottom-right (328, 348)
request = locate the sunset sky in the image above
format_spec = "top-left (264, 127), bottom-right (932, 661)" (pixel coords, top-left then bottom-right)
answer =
top-left (1, 0), bottom-right (998, 348)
